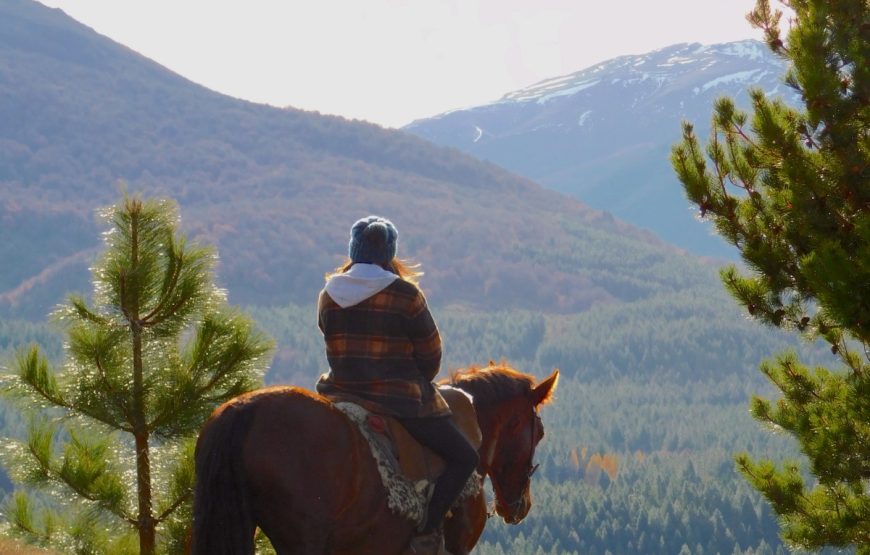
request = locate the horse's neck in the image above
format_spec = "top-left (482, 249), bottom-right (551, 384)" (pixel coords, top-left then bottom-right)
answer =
top-left (471, 403), bottom-right (501, 475)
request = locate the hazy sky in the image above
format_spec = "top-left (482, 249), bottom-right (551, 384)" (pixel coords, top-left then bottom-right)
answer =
top-left (38, 0), bottom-right (764, 128)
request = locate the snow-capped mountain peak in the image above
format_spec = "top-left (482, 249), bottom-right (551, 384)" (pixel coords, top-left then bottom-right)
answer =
top-left (497, 40), bottom-right (786, 106)
top-left (405, 40), bottom-right (799, 260)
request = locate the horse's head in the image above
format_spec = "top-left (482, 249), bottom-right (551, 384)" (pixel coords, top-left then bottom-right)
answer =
top-left (487, 369), bottom-right (558, 523)
top-left (450, 365), bottom-right (559, 525)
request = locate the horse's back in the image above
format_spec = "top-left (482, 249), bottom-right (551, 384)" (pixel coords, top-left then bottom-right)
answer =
top-left (229, 386), bottom-right (409, 553)
top-left (197, 386), bottom-right (416, 554)
top-left (224, 386), bottom-right (365, 492)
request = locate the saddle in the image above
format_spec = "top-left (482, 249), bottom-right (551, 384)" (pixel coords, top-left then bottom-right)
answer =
top-left (373, 386), bottom-right (482, 482)
top-left (333, 386), bottom-right (483, 524)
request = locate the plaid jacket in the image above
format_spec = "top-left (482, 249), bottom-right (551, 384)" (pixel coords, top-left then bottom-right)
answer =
top-left (315, 278), bottom-right (451, 418)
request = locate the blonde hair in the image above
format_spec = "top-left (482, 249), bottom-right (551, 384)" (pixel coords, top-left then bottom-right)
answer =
top-left (326, 258), bottom-right (423, 285)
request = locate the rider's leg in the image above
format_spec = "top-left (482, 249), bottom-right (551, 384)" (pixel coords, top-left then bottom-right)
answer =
top-left (398, 416), bottom-right (480, 533)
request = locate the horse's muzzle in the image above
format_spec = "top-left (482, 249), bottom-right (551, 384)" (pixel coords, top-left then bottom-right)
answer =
top-left (498, 494), bottom-right (531, 525)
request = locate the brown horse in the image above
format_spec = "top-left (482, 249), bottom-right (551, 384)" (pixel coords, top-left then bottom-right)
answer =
top-left (191, 364), bottom-right (558, 555)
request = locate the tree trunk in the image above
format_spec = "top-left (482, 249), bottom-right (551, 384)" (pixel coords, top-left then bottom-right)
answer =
top-left (129, 205), bottom-right (156, 555)
top-left (134, 329), bottom-right (155, 554)
top-left (135, 424), bottom-right (156, 555)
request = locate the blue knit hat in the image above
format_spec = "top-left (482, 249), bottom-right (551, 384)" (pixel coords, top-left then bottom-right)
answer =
top-left (348, 216), bottom-right (398, 265)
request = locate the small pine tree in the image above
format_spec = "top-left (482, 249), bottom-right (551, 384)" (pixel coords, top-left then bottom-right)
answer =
top-left (0, 195), bottom-right (273, 554)
top-left (671, 0), bottom-right (869, 551)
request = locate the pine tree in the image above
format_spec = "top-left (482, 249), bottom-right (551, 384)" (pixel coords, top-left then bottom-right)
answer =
top-left (0, 195), bottom-right (273, 554)
top-left (671, 0), bottom-right (869, 551)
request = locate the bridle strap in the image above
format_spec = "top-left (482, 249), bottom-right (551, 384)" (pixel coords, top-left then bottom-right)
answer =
top-left (485, 409), bottom-right (541, 520)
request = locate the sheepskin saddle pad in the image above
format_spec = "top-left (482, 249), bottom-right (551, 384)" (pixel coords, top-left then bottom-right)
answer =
top-left (334, 385), bottom-right (483, 526)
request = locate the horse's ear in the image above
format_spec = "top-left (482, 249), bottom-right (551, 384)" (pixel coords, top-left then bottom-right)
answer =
top-left (530, 370), bottom-right (559, 406)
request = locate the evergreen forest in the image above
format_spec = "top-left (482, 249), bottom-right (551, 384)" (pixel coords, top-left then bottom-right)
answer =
top-left (0, 290), bottom-right (839, 553)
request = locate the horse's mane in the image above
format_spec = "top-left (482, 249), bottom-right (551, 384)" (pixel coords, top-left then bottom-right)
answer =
top-left (447, 363), bottom-right (536, 408)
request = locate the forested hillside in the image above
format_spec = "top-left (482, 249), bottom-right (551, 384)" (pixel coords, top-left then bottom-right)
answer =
top-left (1, 293), bottom-right (832, 554)
top-left (247, 300), bottom-right (834, 554)
top-left (0, 0), bottom-right (681, 321)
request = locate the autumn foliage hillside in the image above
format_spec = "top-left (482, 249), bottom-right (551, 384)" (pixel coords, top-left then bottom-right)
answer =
top-left (0, 0), bottom-right (713, 320)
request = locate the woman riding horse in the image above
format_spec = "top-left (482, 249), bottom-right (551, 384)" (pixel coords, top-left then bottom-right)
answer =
top-left (190, 217), bottom-right (558, 554)
top-left (191, 361), bottom-right (558, 554)
top-left (315, 216), bottom-right (479, 555)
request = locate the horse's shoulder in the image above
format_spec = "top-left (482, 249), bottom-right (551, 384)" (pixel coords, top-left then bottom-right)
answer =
top-left (438, 386), bottom-right (482, 450)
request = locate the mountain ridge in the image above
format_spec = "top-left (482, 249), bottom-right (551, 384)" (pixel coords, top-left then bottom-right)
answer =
top-left (0, 0), bottom-right (706, 321)
top-left (405, 39), bottom-right (798, 259)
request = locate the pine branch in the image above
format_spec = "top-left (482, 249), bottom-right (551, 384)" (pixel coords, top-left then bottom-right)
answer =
top-left (141, 250), bottom-right (182, 325)
top-left (147, 348), bottom-right (247, 434)
top-left (18, 349), bottom-right (128, 431)
top-left (7, 492), bottom-right (54, 543)
top-left (68, 296), bottom-right (109, 326)
top-left (708, 132), bottom-right (733, 200)
top-left (25, 433), bottom-right (137, 526)
top-left (20, 373), bottom-right (133, 434)
top-left (154, 491), bottom-right (191, 524)
top-left (93, 356), bottom-right (134, 430)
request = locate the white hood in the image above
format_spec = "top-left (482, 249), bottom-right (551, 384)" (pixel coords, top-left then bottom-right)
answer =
top-left (324, 263), bottom-right (399, 308)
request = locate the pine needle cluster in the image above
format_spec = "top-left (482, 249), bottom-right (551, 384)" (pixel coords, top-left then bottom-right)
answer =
top-left (0, 195), bottom-right (273, 554)
top-left (671, 0), bottom-right (869, 551)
